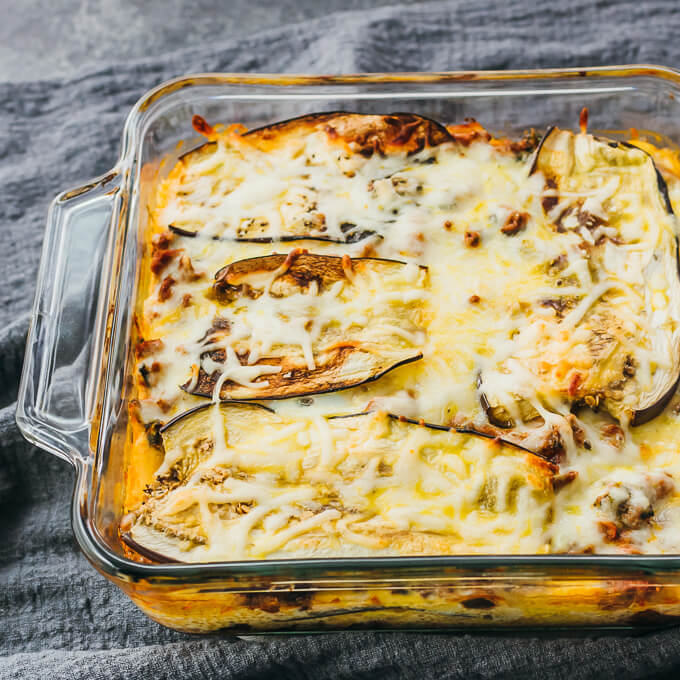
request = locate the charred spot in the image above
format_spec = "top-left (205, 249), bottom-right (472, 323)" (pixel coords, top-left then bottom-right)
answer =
top-left (157, 399), bottom-right (173, 413)
top-left (407, 137), bottom-right (426, 155)
top-left (538, 426), bottom-right (566, 463)
top-left (509, 129), bottom-right (540, 154)
top-left (340, 222), bottom-right (375, 243)
top-left (552, 470), bottom-right (578, 492)
top-left (287, 268), bottom-right (324, 290)
top-left (243, 590), bottom-right (313, 613)
top-left (168, 225), bottom-right (199, 239)
top-left (152, 467), bottom-right (180, 492)
top-left (139, 364), bottom-right (151, 387)
top-left (461, 597), bottom-right (496, 610)
top-left (623, 355), bottom-right (636, 378)
top-left (547, 253), bottom-right (568, 275)
top-left (145, 421), bottom-right (164, 450)
top-left (213, 281), bottom-right (245, 304)
top-left (540, 297), bottom-right (575, 318)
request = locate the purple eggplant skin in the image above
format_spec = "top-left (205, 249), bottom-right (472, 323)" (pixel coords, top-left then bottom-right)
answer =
top-left (619, 141), bottom-right (674, 215)
top-left (177, 140), bottom-right (217, 163)
top-left (120, 532), bottom-right (180, 564)
top-left (242, 110), bottom-right (351, 138)
top-left (159, 400), bottom-right (275, 434)
top-left (631, 374), bottom-right (680, 426)
top-left (161, 402), bottom-right (544, 460)
top-left (387, 414), bottom-right (553, 461)
top-left (528, 125), bottom-right (555, 176)
top-left (327, 411), bottom-right (557, 464)
top-left (168, 223), bottom-right (378, 245)
top-left (182, 351), bottom-right (424, 402)
top-left (478, 391), bottom-right (515, 429)
top-left (212, 252), bottom-right (426, 289)
top-left (476, 372), bottom-right (514, 429)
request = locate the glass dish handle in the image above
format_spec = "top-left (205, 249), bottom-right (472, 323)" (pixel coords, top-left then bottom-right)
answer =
top-left (16, 170), bottom-right (122, 465)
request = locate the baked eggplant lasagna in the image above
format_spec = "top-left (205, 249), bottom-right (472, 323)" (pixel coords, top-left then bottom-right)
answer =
top-left (122, 110), bottom-right (680, 562)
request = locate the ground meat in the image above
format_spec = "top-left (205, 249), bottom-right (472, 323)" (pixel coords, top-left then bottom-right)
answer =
top-left (152, 230), bottom-right (175, 251)
top-left (151, 248), bottom-right (181, 276)
top-left (135, 338), bottom-right (164, 359)
top-left (158, 276), bottom-right (176, 302)
top-left (601, 423), bottom-right (625, 449)
top-left (566, 414), bottom-right (590, 449)
top-left (553, 470), bottom-right (578, 492)
top-left (178, 255), bottom-right (203, 281)
top-left (595, 472), bottom-right (675, 538)
top-left (464, 230), bottom-right (480, 247)
top-left (500, 211), bottom-right (529, 236)
top-left (542, 178), bottom-right (559, 214)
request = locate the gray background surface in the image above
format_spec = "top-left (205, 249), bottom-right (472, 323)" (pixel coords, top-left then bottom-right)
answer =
top-left (0, 0), bottom-right (429, 82)
top-left (3, 1), bottom-right (680, 679)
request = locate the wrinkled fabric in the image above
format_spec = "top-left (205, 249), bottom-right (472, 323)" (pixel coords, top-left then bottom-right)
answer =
top-left (3, 1), bottom-right (680, 678)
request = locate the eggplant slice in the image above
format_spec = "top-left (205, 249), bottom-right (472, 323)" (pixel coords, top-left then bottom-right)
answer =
top-left (182, 253), bottom-right (426, 401)
top-left (126, 404), bottom-right (557, 563)
top-left (480, 126), bottom-right (680, 427)
top-left (162, 112), bottom-right (453, 244)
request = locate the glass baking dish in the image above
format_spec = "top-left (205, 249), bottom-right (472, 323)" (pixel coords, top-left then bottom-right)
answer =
top-left (16, 66), bottom-right (680, 633)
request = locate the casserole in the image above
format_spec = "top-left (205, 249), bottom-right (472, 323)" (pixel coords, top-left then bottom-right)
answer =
top-left (17, 66), bottom-right (680, 632)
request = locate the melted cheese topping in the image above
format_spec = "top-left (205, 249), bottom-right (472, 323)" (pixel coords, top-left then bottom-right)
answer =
top-left (128, 116), bottom-right (680, 561)
top-left (132, 409), bottom-right (553, 560)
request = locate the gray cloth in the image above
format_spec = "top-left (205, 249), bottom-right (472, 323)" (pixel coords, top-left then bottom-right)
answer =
top-left (2, 1), bottom-right (680, 677)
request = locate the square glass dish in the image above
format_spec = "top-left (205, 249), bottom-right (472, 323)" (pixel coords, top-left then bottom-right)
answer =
top-left (17, 66), bottom-right (680, 633)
